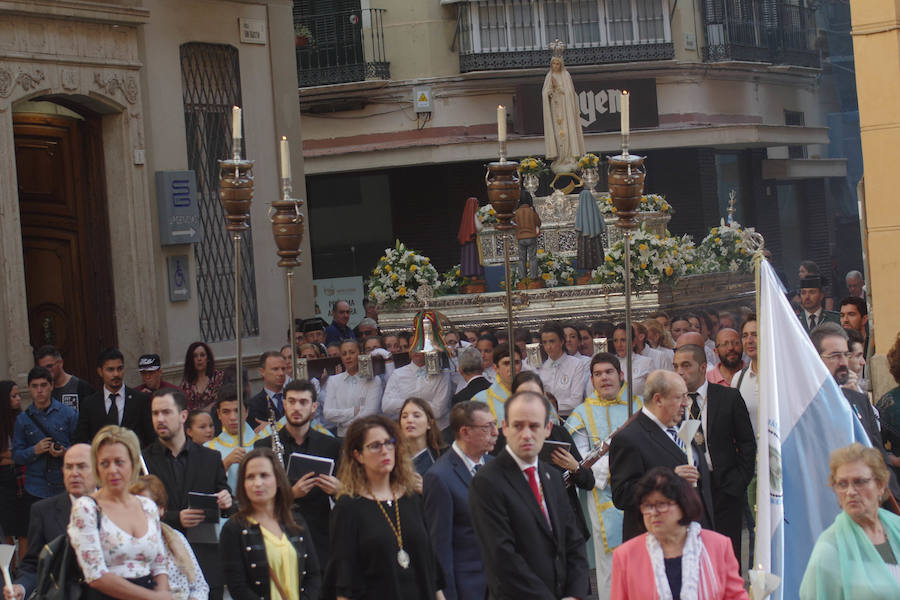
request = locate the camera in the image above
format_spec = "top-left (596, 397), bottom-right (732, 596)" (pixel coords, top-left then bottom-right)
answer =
top-left (52, 442), bottom-right (64, 452)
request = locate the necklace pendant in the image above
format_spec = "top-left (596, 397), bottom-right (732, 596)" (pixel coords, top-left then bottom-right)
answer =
top-left (397, 548), bottom-right (410, 569)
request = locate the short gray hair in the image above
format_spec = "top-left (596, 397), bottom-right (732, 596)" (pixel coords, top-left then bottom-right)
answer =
top-left (810, 322), bottom-right (847, 354)
top-left (358, 317), bottom-right (378, 329)
top-left (644, 370), bottom-right (680, 404)
top-left (458, 346), bottom-right (483, 374)
top-left (845, 270), bottom-right (863, 283)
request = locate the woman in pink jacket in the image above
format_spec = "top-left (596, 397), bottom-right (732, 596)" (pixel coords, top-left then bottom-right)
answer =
top-left (611, 467), bottom-right (748, 599)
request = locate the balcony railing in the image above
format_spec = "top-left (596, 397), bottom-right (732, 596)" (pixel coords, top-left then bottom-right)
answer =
top-left (295, 8), bottom-right (389, 87)
top-left (458, 0), bottom-right (674, 72)
top-left (702, 0), bottom-right (819, 68)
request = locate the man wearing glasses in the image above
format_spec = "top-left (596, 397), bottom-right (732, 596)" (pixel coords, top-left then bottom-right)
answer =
top-left (422, 401), bottom-right (498, 600)
top-left (811, 322), bottom-right (900, 499)
top-left (34, 345), bottom-right (94, 412)
top-left (705, 328), bottom-right (746, 388)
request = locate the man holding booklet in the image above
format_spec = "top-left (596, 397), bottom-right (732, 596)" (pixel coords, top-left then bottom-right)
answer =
top-left (254, 378), bottom-right (341, 569)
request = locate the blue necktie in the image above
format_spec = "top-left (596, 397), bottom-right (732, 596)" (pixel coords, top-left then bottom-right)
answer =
top-left (666, 427), bottom-right (686, 453)
top-left (271, 393), bottom-right (283, 419)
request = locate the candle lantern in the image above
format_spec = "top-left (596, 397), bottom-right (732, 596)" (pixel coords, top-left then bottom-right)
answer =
top-left (485, 162), bottom-right (520, 230)
top-left (607, 154), bottom-right (647, 229)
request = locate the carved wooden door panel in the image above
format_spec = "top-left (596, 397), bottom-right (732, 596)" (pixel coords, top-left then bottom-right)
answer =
top-left (14, 112), bottom-right (116, 382)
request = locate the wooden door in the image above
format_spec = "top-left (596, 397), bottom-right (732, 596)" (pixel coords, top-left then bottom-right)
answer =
top-left (14, 112), bottom-right (116, 383)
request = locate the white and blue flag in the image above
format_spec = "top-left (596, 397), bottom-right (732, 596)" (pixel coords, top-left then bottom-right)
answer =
top-left (754, 258), bottom-right (870, 599)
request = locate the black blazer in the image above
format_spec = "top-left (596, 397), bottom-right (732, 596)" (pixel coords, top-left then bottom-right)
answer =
top-left (142, 438), bottom-right (232, 587)
top-left (246, 388), bottom-right (277, 427)
top-left (14, 492), bottom-right (71, 596)
top-left (220, 516), bottom-right (321, 600)
top-left (452, 376), bottom-right (491, 406)
top-left (468, 449), bottom-right (589, 600)
top-left (705, 383), bottom-right (756, 498)
top-left (74, 386), bottom-right (154, 447)
top-left (423, 449), bottom-right (492, 600)
top-left (844, 388), bottom-right (900, 499)
top-left (609, 411), bottom-right (715, 541)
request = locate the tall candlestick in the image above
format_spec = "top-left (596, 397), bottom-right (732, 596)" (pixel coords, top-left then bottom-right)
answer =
top-left (620, 91), bottom-right (629, 137)
top-left (232, 106), bottom-right (242, 140)
top-left (497, 105), bottom-right (507, 142)
top-left (280, 136), bottom-right (291, 180)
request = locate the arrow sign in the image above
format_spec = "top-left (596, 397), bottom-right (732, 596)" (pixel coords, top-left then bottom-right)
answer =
top-left (172, 228), bottom-right (197, 237)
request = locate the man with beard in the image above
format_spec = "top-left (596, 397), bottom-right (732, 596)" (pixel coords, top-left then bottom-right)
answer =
top-left (673, 344), bottom-right (755, 563)
top-left (811, 323), bottom-right (900, 500)
top-left (254, 378), bottom-right (341, 568)
top-left (706, 328), bottom-right (744, 387)
top-left (143, 389), bottom-right (232, 600)
top-left (799, 276), bottom-right (840, 334)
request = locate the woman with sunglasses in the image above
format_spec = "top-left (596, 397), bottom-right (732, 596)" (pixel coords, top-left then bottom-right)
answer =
top-left (325, 415), bottom-right (445, 600)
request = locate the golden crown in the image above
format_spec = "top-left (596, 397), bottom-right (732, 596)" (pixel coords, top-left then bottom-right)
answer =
top-left (549, 39), bottom-right (566, 59)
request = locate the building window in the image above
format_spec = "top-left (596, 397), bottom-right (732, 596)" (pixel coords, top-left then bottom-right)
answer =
top-left (180, 42), bottom-right (260, 342)
top-left (785, 109), bottom-right (807, 159)
top-left (459, 0), bottom-right (673, 71)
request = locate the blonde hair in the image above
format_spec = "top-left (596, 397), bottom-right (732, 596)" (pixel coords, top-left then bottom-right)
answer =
top-left (336, 416), bottom-right (417, 500)
top-left (829, 442), bottom-right (890, 500)
top-left (91, 425), bottom-right (142, 487)
top-left (644, 319), bottom-right (675, 350)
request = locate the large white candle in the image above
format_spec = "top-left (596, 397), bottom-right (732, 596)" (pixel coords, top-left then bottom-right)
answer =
top-left (280, 136), bottom-right (291, 180)
top-left (620, 91), bottom-right (629, 136)
top-left (232, 106), bottom-right (242, 140)
top-left (497, 105), bottom-right (507, 142)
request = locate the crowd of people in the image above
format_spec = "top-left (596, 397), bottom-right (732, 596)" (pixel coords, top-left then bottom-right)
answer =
top-left (0, 263), bottom-right (898, 599)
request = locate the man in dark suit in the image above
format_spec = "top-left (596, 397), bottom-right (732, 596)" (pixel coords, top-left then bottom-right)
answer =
top-left (469, 391), bottom-right (588, 600)
top-left (7, 444), bottom-right (94, 600)
top-left (424, 401), bottom-right (498, 600)
top-left (255, 378), bottom-right (341, 568)
top-left (798, 276), bottom-right (841, 334)
top-left (812, 323), bottom-right (900, 499)
top-left (143, 389), bottom-right (232, 600)
top-left (610, 370), bottom-right (715, 541)
top-left (674, 344), bottom-right (755, 561)
top-left (245, 350), bottom-right (288, 428)
top-left (452, 346), bottom-right (491, 406)
top-left (74, 347), bottom-right (154, 447)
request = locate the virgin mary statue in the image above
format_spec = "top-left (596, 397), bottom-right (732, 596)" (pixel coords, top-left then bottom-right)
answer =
top-left (542, 41), bottom-right (585, 174)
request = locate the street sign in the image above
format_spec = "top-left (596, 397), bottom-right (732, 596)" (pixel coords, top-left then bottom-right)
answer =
top-left (166, 255), bottom-right (191, 302)
top-left (156, 170), bottom-right (200, 245)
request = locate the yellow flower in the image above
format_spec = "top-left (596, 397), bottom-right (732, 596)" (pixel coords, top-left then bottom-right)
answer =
top-left (489, 209), bottom-right (496, 215)
top-left (391, 273), bottom-right (398, 281)
top-left (711, 228), bottom-right (718, 235)
top-left (398, 286), bottom-right (407, 296)
top-left (369, 290), bottom-right (376, 298)
top-left (567, 277), bottom-right (574, 283)
top-left (384, 265), bottom-right (392, 272)
top-left (605, 255), bottom-right (613, 263)
top-left (714, 237), bottom-right (721, 245)
top-left (542, 273), bottom-right (550, 280)
top-left (611, 207), bottom-right (617, 213)
top-left (537, 249), bottom-right (545, 255)
top-left (373, 267), bottom-right (380, 275)
top-left (639, 243), bottom-right (648, 252)
top-left (641, 263), bottom-right (647, 270)
top-left (410, 265), bottom-right (418, 272)
top-left (662, 203), bottom-right (670, 211)
top-left (424, 257), bottom-right (430, 264)
top-left (665, 266), bottom-right (674, 276)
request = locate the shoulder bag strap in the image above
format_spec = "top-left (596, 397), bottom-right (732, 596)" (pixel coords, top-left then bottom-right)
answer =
top-left (736, 366), bottom-right (749, 391)
top-left (23, 408), bottom-right (63, 446)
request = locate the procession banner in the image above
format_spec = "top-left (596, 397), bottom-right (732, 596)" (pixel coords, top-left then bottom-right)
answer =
top-left (755, 258), bottom-right (870, 599)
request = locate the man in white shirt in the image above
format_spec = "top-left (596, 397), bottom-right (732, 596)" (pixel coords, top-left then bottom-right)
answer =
top-left (382, 351), bottom-right (452, 429)
top-left (322, 339), bottom-right (383, 435)
top-left (731, 315), bottom-right (759, 436)
top-left (611, 323), bottom-right (652, 397)
top-left (537, 322), bottom-right (589, 417)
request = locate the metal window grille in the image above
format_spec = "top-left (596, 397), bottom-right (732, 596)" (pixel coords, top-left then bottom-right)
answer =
top-left (180, 42), bottom-right (259, 342)
top-left (459, 0), bottom-right (673, 71)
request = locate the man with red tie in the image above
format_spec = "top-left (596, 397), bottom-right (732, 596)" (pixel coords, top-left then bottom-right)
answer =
top-left (468, 391), bottom-right (589, 600)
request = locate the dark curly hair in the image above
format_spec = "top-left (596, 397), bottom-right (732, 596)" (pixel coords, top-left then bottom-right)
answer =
top-left (182, 341), bottom-right (216, 384)
top-left (633, 466), bottom-right (703, 526)
top-left (888, 333), bottom-right (900, 385)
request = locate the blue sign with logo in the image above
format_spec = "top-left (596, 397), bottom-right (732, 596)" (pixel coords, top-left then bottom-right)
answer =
top-left (156, 170), bottom-right (200, 245)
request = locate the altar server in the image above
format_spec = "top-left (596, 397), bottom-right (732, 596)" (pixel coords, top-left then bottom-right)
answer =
top-left (473, 343), bottom-right (522, 423)
top-left (537, 322), bottom-right (589, 417)
top-left (206, 384), bottom-right (263, 492)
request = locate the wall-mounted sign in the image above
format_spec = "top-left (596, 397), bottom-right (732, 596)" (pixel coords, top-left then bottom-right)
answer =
top-left (515, 78), bottom-right (658, 135)
top-left (239, 18), bottom-right (267, 45)
top-left (156, 170), bottom-right (200, 245)
top-left (167, 255), bottom-right (190, 302)
top-left (313, 276), bottom-right (365, 329)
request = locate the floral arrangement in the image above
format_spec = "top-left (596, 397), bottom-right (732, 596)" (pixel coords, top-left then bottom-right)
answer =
top-left (437, 264), bottom-right (464, 295)
top-left (537, 249), bottom-right (576, 287)
top-left (696, 220), bottom-right (755, 273)
top-left (577, 153), bottom-right (600, 171)
top-left (517, 156), bottom-right (547, 176)
top-left (476, 203), bottom-right (498, 226)
top-left (367, 240), bottom-right (440, 305)
top-left (595, 193), bottom-right (672, 216)
top-left (591, 227), bottom-right (697, 287)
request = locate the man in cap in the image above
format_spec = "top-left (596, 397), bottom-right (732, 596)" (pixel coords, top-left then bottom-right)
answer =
top-left (302, 317), bottom-right (328, 354)
top-left (798, 276), bottom-right (840, 335)
top-left (135, 353), bottom-right (179, 395)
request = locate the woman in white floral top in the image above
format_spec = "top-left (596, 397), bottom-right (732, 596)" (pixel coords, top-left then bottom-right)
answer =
top-left (68, 425), bottom-right (172, 600)
top-left (131, 475), bottom-right (208, 600)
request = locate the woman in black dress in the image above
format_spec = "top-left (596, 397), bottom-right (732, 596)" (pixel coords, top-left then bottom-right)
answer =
top-left (325, 415), bottom-right (445, 600)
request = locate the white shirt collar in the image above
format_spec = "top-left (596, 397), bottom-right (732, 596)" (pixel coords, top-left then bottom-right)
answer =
top-left (692, 380), bottom-right (709, 402)
top-left (803, 307), bottom-right (823, 320)
top-left (452, 441), bottom-right (484, 473)
top-left (506, 444), bottom-right (538, 471)
top-left (103, 385), bottom-right (122, 399)
top-left (642, 406), bottom-right (673, 434)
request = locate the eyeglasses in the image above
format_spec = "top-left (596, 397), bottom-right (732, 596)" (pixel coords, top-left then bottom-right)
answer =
top-left (639, 500), bottom-right (676, 514)
top-left (833, 476), bottom-right (874, 491)
top-left (364, 438), bottom-right (396, 452)
top-left (716, 341), bottom-right (741, 349)
top-left (468, 421), bottom-right (498, 432)
top-left (821, 352), bottom-right (852, 361)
